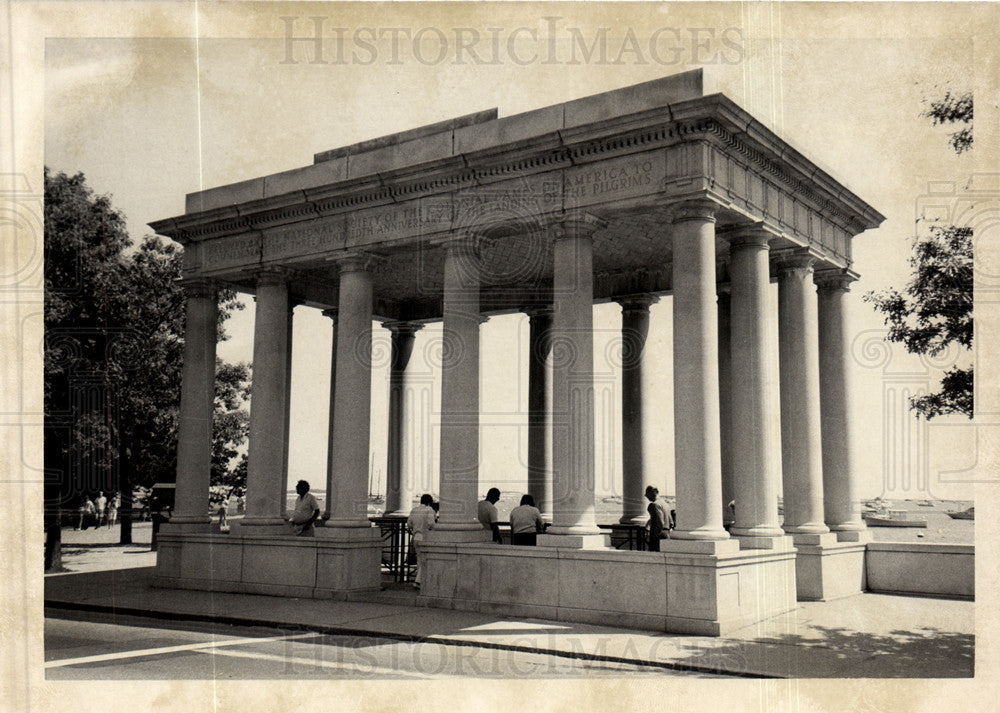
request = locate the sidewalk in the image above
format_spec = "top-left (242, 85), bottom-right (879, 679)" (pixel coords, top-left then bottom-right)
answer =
top-left (44, 538), bottom-right (974, 678)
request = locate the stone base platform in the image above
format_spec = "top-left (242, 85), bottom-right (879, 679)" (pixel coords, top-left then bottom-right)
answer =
top-left (792, 533), bottom-right (868, 601)
top-left (152, 527), bottom-right (382, 598)
top-left (419, 539), bottom-right (797, 636)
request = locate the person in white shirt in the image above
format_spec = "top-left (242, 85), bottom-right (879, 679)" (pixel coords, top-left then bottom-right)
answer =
top-left (288, 480), bottom-right (320, 536)
top-left (406, 493), bottom-right (437, 588)
top-left (509, 494), bottom-right (544, 546)
top-left (95, 492), bottom-right (107, 526)
top-left (477, 488), bottom-right (502, 543)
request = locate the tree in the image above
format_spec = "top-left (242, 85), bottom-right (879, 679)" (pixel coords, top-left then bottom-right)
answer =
top-left (865, 93), bottom-right (974, 419)
top-left (44, 169), bottom-right (248, 561)
top-left (923, 91), bottom-right (973, 155)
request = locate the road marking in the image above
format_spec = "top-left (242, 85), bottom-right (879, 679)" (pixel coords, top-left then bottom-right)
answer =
top-left (45, 632), bottom-right (320, 669)
top-left (199, 647), bottom-right (437, 678)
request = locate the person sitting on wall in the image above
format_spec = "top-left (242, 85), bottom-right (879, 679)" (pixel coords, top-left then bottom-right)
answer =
top-left (406, 493), bottom-right (437, 589)
top-left (645, 485), bottom-right (669, 552)
top-left (509, 494), bottom-right (544, 546)
top-left (477, 487), bottom-right (503, 543)
top-left (288, 480), bottom-right (320, 537)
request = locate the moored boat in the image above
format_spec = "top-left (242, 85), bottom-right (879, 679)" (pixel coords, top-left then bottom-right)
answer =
top-left (862, 509), bottom-right (928, 528)
top-left (947, 506), bottom-right (974, 520)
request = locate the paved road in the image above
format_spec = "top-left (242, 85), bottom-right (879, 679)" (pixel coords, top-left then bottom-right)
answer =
top-left (45, 611), bottom-right (720, 679)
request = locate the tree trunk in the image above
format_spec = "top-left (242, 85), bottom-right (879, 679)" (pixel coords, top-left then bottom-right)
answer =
top-left (118, 436), bottom-right (134, 545)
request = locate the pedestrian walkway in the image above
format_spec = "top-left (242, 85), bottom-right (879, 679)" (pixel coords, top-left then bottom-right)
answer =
top-left (44, 555), bottom-right (973, 678)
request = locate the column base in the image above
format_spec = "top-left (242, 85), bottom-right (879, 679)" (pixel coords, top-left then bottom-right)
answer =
top-left (425, 528), bottom-right (493, 544)
top-left (619, 514), bottom-right (648, 526)
top-left (660, 538), bottom-right (740, 555)
top-left (537, 533), bottom-right (609, 550)
top-left (832, 528), bottom-right (873, 544)
top-left (160, 520), bottom-right (213, 534)
top-left (735, 534), bottom-right (796, 551)
top-left (794, 538), bottom-right (868, 601)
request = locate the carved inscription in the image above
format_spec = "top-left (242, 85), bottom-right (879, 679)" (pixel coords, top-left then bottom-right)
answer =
top-left (202, 234), bottom-right (260, 271)
top-left (455, 175), bottom-right (559, 229)
top-left (264, 218), bottom-right (343, 260)
top-left (346, 202), bottom-right (451, 246)
top-left (566, 153), bottom-right (663, 208)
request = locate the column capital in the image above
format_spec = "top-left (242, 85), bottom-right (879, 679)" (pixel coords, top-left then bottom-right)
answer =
top-left (814, 267), bottom-right (859, 291)
top-left (254, 267), bottom-right (291, 286)
top-left (617, 293), bottom-right (660, 314)
top-left (178, 277), bottom-right (217, 298)
top-left (724, 223), bottom-right (776, 251)
top-left (544, 211), bottom-right (607, 241)
top-left (333, 252), bottom-right (382, 275)
top-left (430, 232), bottom-right (490, 258)
top-left (521, 305), bottom-right (554, 319)
top-left (382, 320), bottom-right (425, 336)
top-left (774, 249), bottom-right (818, 275)
top-left (667, 199), bottom-right (718, 224)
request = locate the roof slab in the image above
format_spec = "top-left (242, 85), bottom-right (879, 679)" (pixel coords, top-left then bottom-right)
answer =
top-left (149, 69), bottom-right (884, 321)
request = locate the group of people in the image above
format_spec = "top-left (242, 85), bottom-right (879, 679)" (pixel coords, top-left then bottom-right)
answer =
top-left (75, 491), bottom-right (120, 530)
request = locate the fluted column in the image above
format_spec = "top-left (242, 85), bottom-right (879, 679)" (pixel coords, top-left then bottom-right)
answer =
top-left (525, 307), bottom-right (554, 520)
top-left (433, 236), bottom-right (486, 537)
top-left (384, 321), bottom-right (423, 516)
top-left (669, 202), bottom-right (729, 541)
top-left (244, 270), bottom-right (292, 526)
top-left (816, 269), bottom-right (868, 539)
top-left (322, 308), bottom-right (338, 520)
top-left (619, 294), bottom-right (658, 524)
top-left (777, 253), bottom-right (829, 536)
top-left (172, 279), bottom-right (217, 526)
top-left (541, 215), bottom-right (605, 544)
top-left (728, 229), bottom-right (784, 544)
top-left (327, 256), bottom-right (375, 527)
top-left (717, 288), bottom-right (735, 527)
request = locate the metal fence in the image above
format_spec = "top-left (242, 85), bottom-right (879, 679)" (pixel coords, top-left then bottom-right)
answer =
top-left (369, 516), bottom-right (651, 583)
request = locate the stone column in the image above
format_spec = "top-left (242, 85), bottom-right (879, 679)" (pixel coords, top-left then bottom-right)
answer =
top-left (525, 307), bottom-right (554, 520)
top-left (322, 308), bottom-right (338, 520)
top-left (669, 202), bottom-right (729, 542)
top-left (541, 215), bottom-right (605, 546)
top-left (816, 270), bottom-right (868, 539)
top-left (619, 294), bottom-right (658, 524)
top-left (172, 279), bottom-right (217, 527)
top-left (244, 270), bottom-right (291, 526)
top-left (432, 236), bottom-right (487, 538)
top-left (717, 288), bottom-right (735, 527)
top-left (777, 253), bottom-right (829, 536)
top-left (384, 321), bottom-right (423, 516)
top-left (282, 302), bottom-right (295, 489)
top-left (327, 256), bottom-right (375, 528)
top-left (728, 229), bottom-right (784, 545)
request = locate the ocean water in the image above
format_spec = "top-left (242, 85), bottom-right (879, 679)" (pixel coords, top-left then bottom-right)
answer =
top-left (285, 491), bottom-right (974, 544)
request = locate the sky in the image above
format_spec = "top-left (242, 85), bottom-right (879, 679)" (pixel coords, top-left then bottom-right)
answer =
top-left (40, 2), bottom-right (994, 503)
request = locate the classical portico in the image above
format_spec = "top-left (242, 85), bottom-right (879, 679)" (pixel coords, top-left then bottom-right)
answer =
top-left (151, 69), bottom-right (883, 633)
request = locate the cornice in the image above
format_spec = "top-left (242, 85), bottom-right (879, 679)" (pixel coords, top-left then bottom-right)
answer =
top-left (150, 94), bottom-right (884, 251)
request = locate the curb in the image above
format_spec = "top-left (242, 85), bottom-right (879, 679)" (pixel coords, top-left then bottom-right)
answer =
top-left (43, 599), bottom-right (772, 679)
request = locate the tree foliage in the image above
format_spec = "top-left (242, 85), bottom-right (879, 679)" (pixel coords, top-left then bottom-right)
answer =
top-left (923, 91), bottom-right (973, 154)
top-left (865, 92), bottom-right (974, 420)
top-left (44, 168), bottom-right (249, 550)
top-left (864, 225), bottom-right (973, 418)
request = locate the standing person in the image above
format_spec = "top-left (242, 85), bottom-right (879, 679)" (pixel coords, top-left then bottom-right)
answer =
top-left (80, 496), bottom-right (96, 530)
top-left (406, 493), bottom-right (436, 589)
top-left (508, 494), bottom-right (544, 546)
top-left (287, 480), bottom-right (320, 537)
top-left (217, 492), bottom-right (230, 532)
top-left (106, 492), bottom-right (119, 528)
top-left (477, 487), bottom-right (503, 543)
top-left (94, 491), bottom-right (107, 527)
top-left (645, 485), bottom-right (669, 552)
